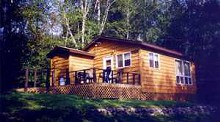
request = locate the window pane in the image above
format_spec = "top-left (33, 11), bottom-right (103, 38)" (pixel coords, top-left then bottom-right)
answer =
top-left (124, 53), bottom-right (130, 60)
top-left (154, 54), bottom-right (159, 61)
top-left (184, 62), bottom-right (190, 76)
top-left (180, 77), bottom-right (184, 84)
top-left (185, 77), bottom-right (189, 84)
top-left (106, 60), bottom-right (111, 66)
top-left (154, 54), bottom-right (159, 68)
top-left (176, 76), bottom-right (180, 84)
top-left (125, 59), bottom-right (130, 66)
top-left (149, 53), bottom-right (154, 60)
top-left (176, 60), bottom-right (182, 75)
top-left (124, 53), bottom-right (131, 66)
top-left (155, 61), bottom-right (159, 68)
top-left (188, 78), bottom-right (192, 84)
top-left (149, 53), bottom-right (154, 67)
top-left (117, 54), bottom-right (123, 67)
top-left (150, 60), bottom-right (154, 67)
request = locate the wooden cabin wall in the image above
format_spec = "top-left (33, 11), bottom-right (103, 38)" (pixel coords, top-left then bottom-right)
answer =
top-left (50, 55), bottom-right (69, 86)
top-left (69, 55), bottom-right (94, 84)
top-left (140, 49), bottom-right (196, 94)
top-left (87, 41), bottom-right (140, 83)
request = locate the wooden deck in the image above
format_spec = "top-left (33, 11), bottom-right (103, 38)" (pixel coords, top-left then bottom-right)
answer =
top-left (16, 83), bottom-right (194, 101)
top-left (19, 68), bottom-right (195, 101)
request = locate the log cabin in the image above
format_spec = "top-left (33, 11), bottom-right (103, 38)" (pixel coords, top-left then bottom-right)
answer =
top-left (46, 36), bottom-right (196, 100)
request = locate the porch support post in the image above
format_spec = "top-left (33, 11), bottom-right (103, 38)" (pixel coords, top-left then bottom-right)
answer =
top-left (83, 70), bottom-right (86, 83)
top-left (25, 68), bottom-right (29, 91)
top-left (51, 69), bottom-right (55, 87)
top-left (46, 68), bottom-right (50, 92)
top-left (75, 71), bottom-right (78, 84)
top-left (66, 68), bottom-right (70, 85)
top-left (93, 68), bottom-right (96, 83)
top-left (126, 72), bottom-right (129, 84)
top-left (102, 70), bottom-right (105, 83)
top-left (133, 74), bottom-right (135, 85)
top-left (138, 74), bottom-right (141, 85)
top-left (111, 70), bottom-right (113, 83)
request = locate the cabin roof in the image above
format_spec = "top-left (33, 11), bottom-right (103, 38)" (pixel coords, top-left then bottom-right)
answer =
top-left (83, 36), bottom-right (183, 57)
top-left (47, 46), bottom-right (95, 58)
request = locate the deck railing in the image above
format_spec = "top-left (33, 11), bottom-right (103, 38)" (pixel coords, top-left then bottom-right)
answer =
top-left (23, 67), bottom-right (141, 90)
top-left (69, 68), bottom-right (140, 85)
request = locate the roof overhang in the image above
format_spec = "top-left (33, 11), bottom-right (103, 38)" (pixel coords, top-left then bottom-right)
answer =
top-left (47, 46), bottom-right (95, 58)
top-left (83, 36), bottom-right (183, 57)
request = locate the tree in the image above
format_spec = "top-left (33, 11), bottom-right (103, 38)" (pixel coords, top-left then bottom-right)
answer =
top-left (1, 0), bottom-right (29, 91)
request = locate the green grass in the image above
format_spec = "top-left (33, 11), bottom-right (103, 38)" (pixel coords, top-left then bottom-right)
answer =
top-left (0, 92), bottom-right (218, 122)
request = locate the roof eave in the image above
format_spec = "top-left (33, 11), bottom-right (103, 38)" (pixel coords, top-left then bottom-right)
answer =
top-left (83, 36), bottom-right (183, 57)
top-left (47, 46), bottom-right (95, 58)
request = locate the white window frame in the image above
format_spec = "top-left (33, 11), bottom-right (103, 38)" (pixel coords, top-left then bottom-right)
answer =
top-left (116, 52), bottom-right (132, 68)
top-left (148, 52), bottom-right (160, 69)
top-left (175, 59), bottom-right (193, 85)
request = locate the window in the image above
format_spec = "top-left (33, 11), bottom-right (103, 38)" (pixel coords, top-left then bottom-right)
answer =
top-left (116, 52), bottom-right (131, 68)
top-left (175, 60), bottom-right (192, 85)
top-left (124, 53), bottom-right (131, 66)
top-left (149, 53), bottom-right (159, 68)
top-left (117, 54), bottom-right (123, 67)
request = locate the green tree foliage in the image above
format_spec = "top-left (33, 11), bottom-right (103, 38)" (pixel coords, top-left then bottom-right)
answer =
top-left (160, 0), bottom-right (220, 60)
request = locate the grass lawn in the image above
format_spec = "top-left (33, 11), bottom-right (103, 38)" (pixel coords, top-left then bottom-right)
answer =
top-left (0, 92), bottom-right (218, 122)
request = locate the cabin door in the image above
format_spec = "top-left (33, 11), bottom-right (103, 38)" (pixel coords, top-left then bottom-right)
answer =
top-left (103, 56), bottom-right (114, 83)
top-left (103, 56), bottom-right (113, 69)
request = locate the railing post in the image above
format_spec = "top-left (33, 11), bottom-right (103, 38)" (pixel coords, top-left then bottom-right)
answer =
top-left (25, 68), bottom-right (29, 91)
top-left (118, 72), bottom-right (122, 84)
top-left (75, 71), bottom-right (78, 84)
top-left (126, 72), bottom-right (129, 84)
top-left (66, 68), bottom-right (70, 85)
top-left (133, 74), bottom-right (135, 85)
top-left (46, 68), bottom-right (50, 92)
top-left (102, 70), bottom-right (105, 83)
top-left (111, 71), bottom-right (113, 83)
top-left (93, 68), bottom-right (96, 83)
top-left (34, 69), bottom-right (37, 87)
top-left (83, 70), bottom-right (86, 83)
top-left (138, 74), bottom-right (141, 85)
top-left (52, 69), bottom-right (55, 87)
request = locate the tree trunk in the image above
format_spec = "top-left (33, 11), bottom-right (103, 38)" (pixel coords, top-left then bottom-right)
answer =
top-left (82, 14), bottom-right (86, 47)
top-left (126, 7), bottom-right (130, 39)
top-left (80, 0), bottom-right (90, 48)
top-left (97, 0), bottom-right (101, 25)
top-left (99, 0), bottom-right (116, 35)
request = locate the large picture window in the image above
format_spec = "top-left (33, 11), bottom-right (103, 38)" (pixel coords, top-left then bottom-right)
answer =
top-left (116, 52), bottom-right (131, 68)
top-left (149, 53), bottom-right (159, 68)
top-left (175, 60), bottom-right (192, 85)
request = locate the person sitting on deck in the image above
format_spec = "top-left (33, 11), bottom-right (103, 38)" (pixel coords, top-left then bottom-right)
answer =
top-left (59, 76), bottom-right (65, 86)
top-left (86, 69), bottom-right (93, 83)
